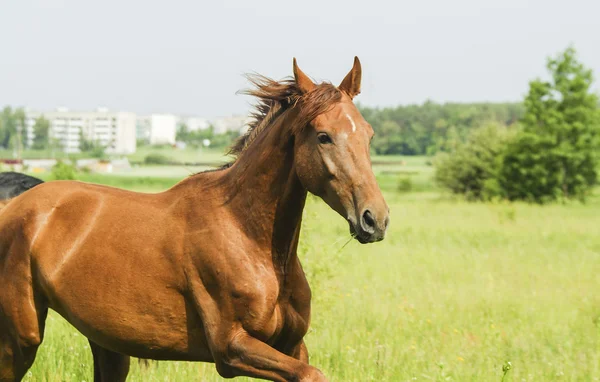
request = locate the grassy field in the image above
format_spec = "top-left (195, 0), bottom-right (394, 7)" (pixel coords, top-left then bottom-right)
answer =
top-left (125, 146), bottom-right (232, 165)
top-left (0, 146), bottom-right (231, 164)
top-left (27, 151), bottom-right (434, 194)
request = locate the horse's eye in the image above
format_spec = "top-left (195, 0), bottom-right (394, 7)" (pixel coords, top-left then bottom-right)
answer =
top-left (317, 133), bottom-right (333, 145)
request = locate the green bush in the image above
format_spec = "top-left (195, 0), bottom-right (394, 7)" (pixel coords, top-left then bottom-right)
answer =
top-left (51, 160), bottom-right (77, 180)
top-left (397, 177), bottom-right (413, 193)
top-left (144, 153), bottom-right (172, 165)
top-left (434, 123), bottom-right (512, 201)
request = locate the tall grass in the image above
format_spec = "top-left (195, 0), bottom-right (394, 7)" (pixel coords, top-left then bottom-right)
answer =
top-left (21, 185), bottom-right (600, 381)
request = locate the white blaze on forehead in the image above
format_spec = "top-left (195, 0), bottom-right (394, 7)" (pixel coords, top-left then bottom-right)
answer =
top-left (346, 114), bottom-right (357, 133)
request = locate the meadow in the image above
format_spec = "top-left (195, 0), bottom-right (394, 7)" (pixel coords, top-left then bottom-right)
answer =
top-left (17, 157), bottom-right (600, 381)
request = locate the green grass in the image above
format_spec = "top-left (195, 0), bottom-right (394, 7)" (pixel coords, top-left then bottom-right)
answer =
top-left (17, 174), bottom-right (600, 381)
top-left (0, 148), bottom-right (82, 161)
top-left (0, 144), bottom-right (429, 168)
top-left (33, 173), bottom-right (182, 193)
top-left (126, 146), bottom-right (232, 164)
top-left (0, 146), bottom-right (233, 167)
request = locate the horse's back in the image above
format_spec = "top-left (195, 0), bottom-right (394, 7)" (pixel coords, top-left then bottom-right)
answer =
top-left (0, 179), bottom-right (182, 274)
top-left (0, 180), bottom-right (137, 279)
top-left (0, 180), bottom-right (151, 247)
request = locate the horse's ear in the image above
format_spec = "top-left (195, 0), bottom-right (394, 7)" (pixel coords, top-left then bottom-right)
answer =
top-left (293, 58), bottom-right (316, 94)
top-left (339, 56), bottom-right (362, 99)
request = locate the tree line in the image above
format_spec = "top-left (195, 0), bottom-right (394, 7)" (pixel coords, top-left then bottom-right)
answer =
top-left (360, 102), bottom-right (524, 156)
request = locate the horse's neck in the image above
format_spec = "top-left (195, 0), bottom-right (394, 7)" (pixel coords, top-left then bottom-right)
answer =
top-left (223, 113), bottom-right (307, 272)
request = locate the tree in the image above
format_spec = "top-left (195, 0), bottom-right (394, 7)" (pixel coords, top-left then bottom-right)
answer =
top-left (0, 106), bottom-right (17, 149)
top-left (210, 129), bottom-right (239, 148)
top-left (79, 129), bottom-right (106, 158)
top-left (0, 107), bottom-right (31, 152)
top-left (13, 108), bottom-right (26, 158)
top-left (176, 123), bottom-right (216, 147)
top-left (176, 123), bottom-right (192, 142)
top-left (32, 116), bottom-right (50, 150)
top-left (500, 47), bottom-right (600, 202)
top-left (371, 120), bottom-right (403, 155)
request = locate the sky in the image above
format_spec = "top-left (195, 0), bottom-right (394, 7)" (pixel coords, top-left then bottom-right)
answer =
top-left (1, 0), bottom-right (599, 118)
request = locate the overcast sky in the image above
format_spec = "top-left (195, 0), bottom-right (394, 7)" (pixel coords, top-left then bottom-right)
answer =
top-left (1, 0), bottom-right (598, 118)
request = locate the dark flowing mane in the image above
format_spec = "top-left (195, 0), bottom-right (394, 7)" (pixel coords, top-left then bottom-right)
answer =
top-left (228, 75), bottom-right (343, 160)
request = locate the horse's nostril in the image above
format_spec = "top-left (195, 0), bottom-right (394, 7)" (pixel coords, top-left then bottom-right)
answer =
top-left (361, 210), bottom-right (376, 233)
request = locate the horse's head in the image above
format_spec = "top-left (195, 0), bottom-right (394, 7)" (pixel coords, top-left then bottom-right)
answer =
top-left (293, 57), bottom-right (389, 243)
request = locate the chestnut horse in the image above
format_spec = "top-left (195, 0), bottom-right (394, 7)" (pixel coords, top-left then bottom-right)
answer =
top-left (0, 57), bottom-right (389, 381)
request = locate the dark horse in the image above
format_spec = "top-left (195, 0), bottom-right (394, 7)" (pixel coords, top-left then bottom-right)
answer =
top-left (0, 172), bottom-right (44, 209)
top-left (0, 57), bottom-right (389, 381)
top-left (0, 172), bottom-right (44, 200)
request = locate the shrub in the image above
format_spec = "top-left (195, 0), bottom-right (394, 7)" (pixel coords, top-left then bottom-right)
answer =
top-left (434, 123), bottom-right (512, 201)
top-left (397, 177), bottom-right (413, 193)
top-left (51, 160), bottom-right (77, 180)
top-left (144, 153), bottom-right (172, 165)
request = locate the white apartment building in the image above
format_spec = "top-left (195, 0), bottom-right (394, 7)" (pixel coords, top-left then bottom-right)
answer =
top-left (180, 116), bottom-right (211, 132)
top-left (136, 114), bottom-right (177, 145)
top-left (26, 107), bottom-right (137, 154)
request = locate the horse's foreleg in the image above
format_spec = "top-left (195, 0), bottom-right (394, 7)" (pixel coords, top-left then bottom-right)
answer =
top-left (0, 300), bottom-right (46, 382)
top-left (89, 340), bottom-right (130, 382)
top-left (289, 340), bottom-right (309, 364)
top-left (0, 328), bottom-right (17, 382)
top-left (214, 331), bottom-right (326, 382)
top-left (0, 238), bottom-right (48, 382)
